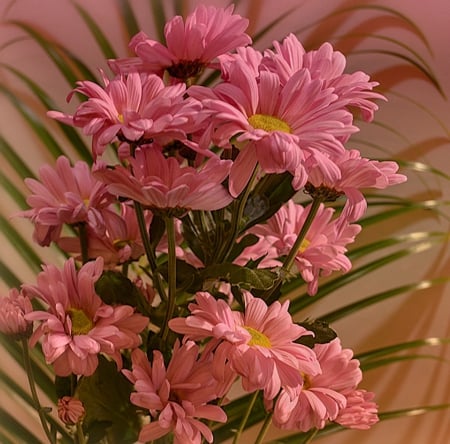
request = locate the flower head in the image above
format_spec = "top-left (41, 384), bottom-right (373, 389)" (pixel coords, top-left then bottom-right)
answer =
top-left (170, 292), bottom-right (320, 400)
top-left (273, 338), bottom-right (364, 432)
top-left (18, 156), bottom-right (114, 246)
top-left (94, 149), bottom-right (233, 215)
top-left (0, 288), bottom-right (33, 339)
top-left (48, 72), bottom-right (201, 158)
top-left (57, 396), bottom-right (85, 425)
top-left (23, 258), bottom-right (148, 376)
top-left (109, 5), bottom-right (251, 81)
top-left (335, 389), bottom-right (379, 429)
top-left (123, 341), bottom-right (226, 444)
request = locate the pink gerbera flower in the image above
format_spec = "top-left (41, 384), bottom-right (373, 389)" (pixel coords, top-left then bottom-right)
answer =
top-left (23, 258), bottom-right (149, 376)
top-left (273, 338), bottom-right (365, 432)
top-left (123, 341), bottom-right (226, 444)
top-left (0, 288), bottom-right (33, 339)
top-left (237, 200), bottom-right (361, 295)
top-left (189, 60), bottom-right (353, 196)
top-left (18, 156), bottom-right (114, 246)
top-left (170, 291), bottom-right (320, 400)
top-left (48, 72), bottom-right (201, 158)
top-left (336, 389), bottom-right (379, 430)
top-left (305, 148), bottom-right (407, 224)
top-left (57, 396), bottom-right (85, 425)
top-left (109, 5), bottom-right (251, 81)
top-left (263, 33), bottom-right (386, 123)
top-left (93, 149), bottom-right (233, 215)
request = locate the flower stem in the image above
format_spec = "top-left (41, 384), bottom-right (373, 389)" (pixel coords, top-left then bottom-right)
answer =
top-left (216, 166), bottom-right (259, 264)
top-left (21, 338), bottom-right (55, 444)
top-left (281, 197), bottom-right (322, 273)
top-left (160, 216), bottom-right (177, 341)
top-left (78, 222), bottom-right (89, 264)
top-left (302, 428), bottom-right (319, 444)
top-left (254, 411), bottom-right (273, 444)
top-left (76, 421), bottom-right (86, 444)
top-left (232, 390), bottom-right (259, 444)
top-left (134, 201), bottom-right (167, 302)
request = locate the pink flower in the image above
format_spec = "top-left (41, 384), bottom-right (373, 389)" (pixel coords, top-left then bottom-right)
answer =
top-left (48, 72), bottom-right (201, 158)
top-left (123, 341), bottom-right (226, 444)
top-left (273, 338), bottom-right (364, 432)
top-left (263, 33), bottom-right (386, 122)
top-left (237, 200), bottom-right (361, 295)
top-left (189, 60), bottom-right (353, 196)
top-left (305, 148), bottom-right (407, 224)
top-left (18, 156), bottom-right (114, 246)
top-left (23, 258), bottom-right (148, 376)
top-left (0, 288), bottom-right (33, 339)
top-left (109, 5), bottom-right (251, 81)
top-left (336, 389), bottom-right (379, 430)
top-left (170, 292), bottom-right (320, 400)
top-left (57, 396), bottom-right (85, 425)
top-left (58, 203), bottom-right (147, 265)
top-left (93, 149), bottom-right (233, 214)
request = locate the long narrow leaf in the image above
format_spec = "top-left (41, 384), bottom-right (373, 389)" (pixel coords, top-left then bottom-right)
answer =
top-left (355, 337), bottom-right (450, 363)
top-left (360, 354), bottom-right (446, 371)
top-left (0, 134), bottom-right (36, 179)
top-left (320, 277), bottom-right (450, 323)
top-left (0, 259), bottom-right (22, 288)
top-left (0, 86), bottom-right (65, 159)
top-left (1, 64), bottom-right (92, 162)
top-left (150, 0), bottom-right (167, 43)
top-left (118, 0), bottom-right (140, 41)
top-left (73, 2), bottom-right (117, 60)
top-left (0, 408), bottom-right (42, 444)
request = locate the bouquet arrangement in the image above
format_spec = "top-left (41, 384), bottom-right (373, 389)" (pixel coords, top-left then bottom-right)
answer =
top-left (0, 4), bottom-right (418, 443)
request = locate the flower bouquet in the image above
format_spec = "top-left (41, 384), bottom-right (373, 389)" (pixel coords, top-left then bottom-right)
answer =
top-left (1, 3), bottom-right (448, 444)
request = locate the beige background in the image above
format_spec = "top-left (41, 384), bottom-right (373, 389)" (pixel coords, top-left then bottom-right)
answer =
top-left (0, 0), bottom-right (449, 443)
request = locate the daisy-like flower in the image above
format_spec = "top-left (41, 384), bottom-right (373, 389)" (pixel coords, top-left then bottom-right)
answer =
top-left (123, 341), bottom-right (226, 444)
top-left (48, 72), bottom-right (201, 158)
top-left (57, 396), bottom-right (85, 425)
top-left (273, 338), bottom-right (365, 432)
top-left (305, 148), bottom-right (407, 224)
top-left (109, 4), bottom-right (251, 81)
top-left (0, 288), bottom-right (33, 339)
top-left (93, 149), bottom-right (233, 215)
top-left (169, 291), bottom-right (320, 400)
top-left (189, 60), bottom-right (353, 196)
top-left (237, 200), bottom-right (361, 295)
top-left (335, 389), bottom-right (379, 430)
top-left (263, 33), bottom-right (386, 123)
top-left (18, 156), bottom-right (114, 246)
top-left (58, 203), bottom-right (147, 266)
top-left (23, 258), bottom-right (149, 376)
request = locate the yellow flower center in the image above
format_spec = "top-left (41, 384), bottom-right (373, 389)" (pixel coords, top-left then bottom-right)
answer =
top-left (244, 326), bottom-right (272, 348)
top-left (118, 113), bottom-right (124, 123)
top-left (68, 308), bottom-right (93, 335)
top-left (113, 239), bottom-right (129, 250)
top-left (301, 372), bottom-right (312, 390)
top-left (298, 239), bottom-right (310, 253)
top-left (248, 114), bottom-right (291, 133)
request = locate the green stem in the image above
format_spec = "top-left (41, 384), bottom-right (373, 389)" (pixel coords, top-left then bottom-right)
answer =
top-left (76, 421), bottom-right (86, 444)
top-left (78, 223), bottom-right (89, 264)
top-left (134, 201), bottom-right (167, 302)
top-left (254, 411), bottom-right (273, 444)
top-left (281, 197), bottom-right (322, 273)
top-left (216, 166), bottom-right (259, 263)
top-left (160, 216), bottom-right (177, 342)
top-left (232, 390), bottom-right (259, 444)
top-left (302, 428), bottom-right (319, 444)
top-left (21, 338), bottom-right (55, 444)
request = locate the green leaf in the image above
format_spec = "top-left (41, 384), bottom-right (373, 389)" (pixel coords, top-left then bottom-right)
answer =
top-left (320, 277), bottom-right (450, 323)
top-left (361, 354), bottom-right (445, 371)
top-left (0, 85), bottom-right (65, 159)
top-left (150, 0), bottom-right (167, 43)
top-left (1, 64), bottom-right (92, 162)
top-left (201, 263), bottom-right (279, 291)
top-left (0, 407), bottom-right (42, 444)
top-left (118, 0), bottom-right (140, 41)
top-left (73, 2), bottom-right (117, 60)
top-left (0, 134), bottom-right (35, 180)
top-left (78, 356), bottom-right (141, 444)
top-left (355, 337), bottom-right (450, 364)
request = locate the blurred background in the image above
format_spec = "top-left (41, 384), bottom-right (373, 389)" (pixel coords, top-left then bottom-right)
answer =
top-left (1, 1), bottom-right (449, 443)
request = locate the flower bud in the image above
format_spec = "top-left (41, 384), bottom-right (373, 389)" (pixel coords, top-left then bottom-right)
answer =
top-left (57, 396), bottom-right (85, 425)
top-left (0, 289), bottom-right (33, 340)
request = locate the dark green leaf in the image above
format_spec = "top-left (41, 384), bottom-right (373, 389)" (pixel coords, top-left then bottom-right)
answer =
top-left (78, 356), bottom-right (140, 444)
top-left (296, 319), bottom-right (337, 348)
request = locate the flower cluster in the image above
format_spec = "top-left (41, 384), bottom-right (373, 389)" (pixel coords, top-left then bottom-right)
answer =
top-left (1, 4), bottom-right (407, 444)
